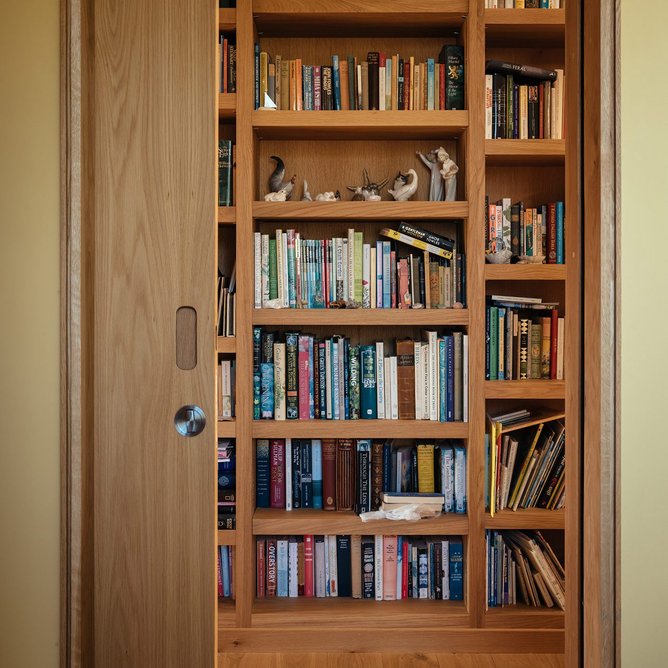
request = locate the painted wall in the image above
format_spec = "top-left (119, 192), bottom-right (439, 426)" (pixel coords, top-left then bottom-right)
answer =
top-left (0, 1), bottom-right (61, 666)
top-left (620, 1), bottom-right (668, 665)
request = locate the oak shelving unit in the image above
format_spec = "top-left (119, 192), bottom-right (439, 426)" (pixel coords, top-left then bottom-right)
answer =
top-left (216, 0), bottom-right (580, 659)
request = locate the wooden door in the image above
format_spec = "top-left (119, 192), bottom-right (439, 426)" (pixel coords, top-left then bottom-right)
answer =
top-left (92, 1), bottom-right (216, 665)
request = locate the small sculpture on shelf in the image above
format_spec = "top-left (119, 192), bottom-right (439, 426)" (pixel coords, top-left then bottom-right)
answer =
top-left (439, 148), bottom-right (459, 201)
top-left (485, 240), bottom-right (513, 265)
top-left (416, 147), bottom-right (459, 201)
top-left (315, 190), bottom-right (341, 201)
top-left (301, 180), bottom-right (312, 201)
top-left (265, 155), bottom-right (296, 201)
top-left (347, 184), bottom-right (365, 202)
top-left (388, 169), bottom-right (419, 202)
top-left (348, 169), bottom-right (389, 202)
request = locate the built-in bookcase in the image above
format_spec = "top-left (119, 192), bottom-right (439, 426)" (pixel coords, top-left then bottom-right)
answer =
top-left (215, 0), bottom-right (579, 658)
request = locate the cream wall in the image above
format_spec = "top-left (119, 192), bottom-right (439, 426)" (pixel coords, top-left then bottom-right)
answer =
top-left (620, 1), bottom-right (668, 665)
top-left (0, 1), bottom-right (665, 666)
top-left (0, 1), bottom-right (61, 666)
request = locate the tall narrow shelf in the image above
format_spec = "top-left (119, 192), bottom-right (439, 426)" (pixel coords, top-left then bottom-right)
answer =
top-left (215, 0), bottom-right (581, 659)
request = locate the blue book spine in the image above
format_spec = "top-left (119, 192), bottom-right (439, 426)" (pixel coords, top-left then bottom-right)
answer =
top-left (308, 336), bottom-right (315, 419)
top-left (332, 55), bottom-right (341, 110)
top-left (446, 336), bottom-right (455, 421)
top-left (220, 546), bottom-right (231, 597)
top-left (255, 440), bottom-right (270, 507)
top-left (287, 235), bottom-right (296, 308)
top-left (485, 305), bottom-right (491, 380)
top-left (486, 533), bottom-right (492, 607)
top-left (277, 540), bottom-right (289, 597)
top-left (438, 339), bottom-right (447, 422)
top-left (427, 58), bottom-right (435, 110)
top-left (318, 342), bottom-right (326, 419)
top-left (376, 241), bottom-right (383, 308)
top-left (449, 539), bottom-right (464, 601)
top-left (382, 442), bottom-right (392, 493)
top-left (556, 200), bottom-right (564, 264)
top-left (382, 242), bottom-right (391, 308)
top-left (312, 439), bottom-right (323, 509)
top-left (332, 338), bottom-right (340, 420)
top-left (253, 327), bottom-right (262, 420)
top-left (254, 43), bottom-right (260, 110)
top-left (454, 445), bottom-right (467, 513)
top-left (260, 362), bottom-right (274, 418)
top-left (343, 338), bottom-right (350, 419)
top-left (489, 306), bottom-right (498, 381)
top-left (304, 66), bottom-right (312, 111)
top-left (540, 0), bottom-right (549, 7)
top-left (300, 440), bottom-right (313, 508)
top-left (360, 345), bottom-right (377, 419)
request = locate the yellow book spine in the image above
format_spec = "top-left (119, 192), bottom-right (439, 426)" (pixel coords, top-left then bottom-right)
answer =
top-left (417, 444), bottom-right (435, 493)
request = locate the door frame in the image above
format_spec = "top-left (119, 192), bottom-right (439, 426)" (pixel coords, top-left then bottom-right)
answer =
top-left (59, 0), bottom-right (621, 665)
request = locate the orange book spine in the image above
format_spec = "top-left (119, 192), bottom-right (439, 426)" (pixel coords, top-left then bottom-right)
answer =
top-left (383, 536), bottom-right (398, 600)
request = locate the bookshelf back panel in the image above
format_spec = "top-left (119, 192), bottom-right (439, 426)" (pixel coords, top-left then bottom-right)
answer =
top-left (485, 47), bottom-right (565, 75)
top-left (485, 166), bottom-right (565, 209)
top-left (256, 139), bottom-right (462, 202)
top-left (219, 226), bottom-right (236, 276)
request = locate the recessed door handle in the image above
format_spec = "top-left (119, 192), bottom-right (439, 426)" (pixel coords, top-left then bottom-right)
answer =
top-left (174, 405), bottom-right (206, 437)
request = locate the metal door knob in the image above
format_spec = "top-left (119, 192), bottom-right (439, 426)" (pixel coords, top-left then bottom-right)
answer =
top-left (174, 405), bottom-right (206, 437)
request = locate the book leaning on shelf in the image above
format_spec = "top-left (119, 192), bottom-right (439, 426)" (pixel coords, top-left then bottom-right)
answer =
top-left (253, 328), bottom-right (468, 422)
top-left (486, 295), bottom-right (564, 381)
top-left (256, 534), bottom-right (464, 601)
top-left (256, 438), bottom-right (466, 514)
top-left (254, 225), bottom-right (466, 310)
top-left (254, 46), bottom-right (464, 111)
top-left (487, 530), bottom-right (564, 610)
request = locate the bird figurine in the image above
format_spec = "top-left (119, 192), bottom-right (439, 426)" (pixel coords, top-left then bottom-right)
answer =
top-left (267, 156), bottom-right (296, 200)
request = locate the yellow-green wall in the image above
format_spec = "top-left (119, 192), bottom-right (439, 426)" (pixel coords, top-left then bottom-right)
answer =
top-left (0, 1), bottom-right (61, 666)
top-left (1, 1), bottom-right (666, 666)
top-left (620, 1), bottom-right (668, 665)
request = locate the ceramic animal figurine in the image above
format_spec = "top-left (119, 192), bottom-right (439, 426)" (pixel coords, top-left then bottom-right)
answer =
top-left (264, 175), bottom-right (295, 201)
top-left (416, 149), bottom-right (445, 201)
top-left (301, 180), bottom-right (312, 201)
top-left (388, 169), bottom-right (419, 201)
top-left (267, 156), bottom-right (296, 200)
top-left (315, 191), bottom-right (337, 201)
top-left (361, 169), bottom-right (389, 201)
top-left (346, 185), bottom-right (365, 201)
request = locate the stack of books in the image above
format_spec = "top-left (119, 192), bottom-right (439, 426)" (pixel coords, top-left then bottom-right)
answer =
top-left (218, 439), bottom-right (236, 530)
top-left (217, 546), bottom-right (235, 599)
top-left (486, 295), bottom-right (564, 381)
top-left (256, 438), bottom-right (466, 514)
top-left (253, 329), bottom-right (468, 422)
top-left (256, 534), bottom-right (464, 600)
top-left (255, 46), bottom-right (464, 111)
top-left (485, 0), bottom-right (562, 7)
top-left (487, 530), bottom-right (565, 609)
top-left (254, 225), bottom-right (466, 310)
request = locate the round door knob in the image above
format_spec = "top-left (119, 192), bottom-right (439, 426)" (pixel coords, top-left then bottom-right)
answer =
top-left (174, 405), bottom-right (206, 437)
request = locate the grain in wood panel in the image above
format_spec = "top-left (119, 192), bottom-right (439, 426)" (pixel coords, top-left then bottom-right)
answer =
top-left (484, 265), bottom-right (566, 282)
top-left (485, 166), bottom-right (565, 207)
top-left (484, 10), bottom-right (565, 48)
top-left (484, 381), bottom-right (565, 400)
top-left (483, 509), bottom-right (565, 530)
top-left (219, 8), bottom-right (236, 32)
top-left (484, 607), bottom-right (564, 631)
top-left (485, 141), bottom-right (565, 166)
top-left (490, 655), bottom-right (563, 668)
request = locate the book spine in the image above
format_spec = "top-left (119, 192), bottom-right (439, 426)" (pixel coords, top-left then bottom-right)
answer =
top-left (322, 439), bottom-right (337, 510)
top-left (449, 539), bottom-right (464, 600)
top-left (298, 335), bottom-right (310, 420)
top-left (273, 342), bottom-right (286, 420)
top-left (356, 439), bottom-right (372, 513)
top-left (360, 345), bottom-right (377, 419)
top-left (454, 445), bottom-right (467, 513)
top-left (277, 539), bottom-right (288, 597)
top-left (303, 535), bottom-right (314, 597)
top-left (312, 440), bottom-right (323, 509)
top-left (285, 438), bottom-right (292, 510)
top-left (292, 439), bottom-right (301, 509)
top-left (269, 439), bottom-right (285, 508)
top-left (318, 341), bottom-right (327, 419)
top-left (332, 55), bottom-right (341, 111)
top-left (445, 46), bottom-right (465, 110)
top-left (374, 535), bottom-right (384, 601)
top-left (300, 440), bottom-right (313, 508)
top-left (288, 538), bottom-right (299, 597)
top-left (396, 338), bottom-right (416, 419)
top-left (266, 538), bottom-right (277, 597)
top-left (255, 440), bottom-right (270, 508)
top-left (348, 345), bottom-right (361, 420)
top-left (362, 540), bottom-right (375, 599)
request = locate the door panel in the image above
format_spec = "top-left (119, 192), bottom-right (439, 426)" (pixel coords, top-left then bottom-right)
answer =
top-left (93, 1), bottom-right (216, 665)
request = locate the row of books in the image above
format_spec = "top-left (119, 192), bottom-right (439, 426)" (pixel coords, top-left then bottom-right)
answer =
top-left (254, 46), bottom-right (464, 111)
top-left (218, 439), bottom-right (236, 529)
top-left (217, 267), bottom-right (236, 337)
top-left (253, 329), bottom-right (469, 422)
top-left (485, 197), bottom-right (564, 263)
top-left (487, 410), bottom-right (565, 513)
top-left (486, 296), bottom-right (564, 381)
top-left (218, 139), bottom-right (234, 207)
top-left (485, 1), bottom-right (562, 7)
top-left (217, 360), bottom-right (236, 422)
top-left (253, 225), bottom-right (465, 310)
top-left (218, 34), bottom-right (236, 94)
top-left (256, 439), bottom-right (467, 514)
top-left (485, 61), bottom-right (564, 140)
top-left (256, 535), bottom-right (464, 601)
top-left (217, 546), bottom-right (235, 599)
top-left (487, 530), bottom-right (565, 610)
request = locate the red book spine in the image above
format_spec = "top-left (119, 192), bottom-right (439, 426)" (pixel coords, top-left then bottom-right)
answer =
top-left (547, 203), bottom-right (557, 264)
top-left (403, 63), bottom-right (411, 110)
top-left (402, 540), bottom-right (409, 599)
top-left (304, 534), bottom-right (315, 597)
top-left (298, 335), bottom-right (310, 419)
top-left (390, 250), bottom-right (397, 309)
top-left (256, 539), bottom-right (266, 598)
top-left (217, 549), bottom-right (223, 597)
top-left (379, 52), bottom-right (387, 67)
top-left (266, 538), bottom-right (277, 598)
top-left (323, 240), bottom-right (330, 308)
top-left (270, 439), bottom-right (285, 508)
top-left (550, 309), bottom-right (559, 380)
top-left (439, 63), bottom-right (446, 111)
top-left (223, 38), bottom-right (228, 93)
top-left (322, 438), bottom-right (337, 510)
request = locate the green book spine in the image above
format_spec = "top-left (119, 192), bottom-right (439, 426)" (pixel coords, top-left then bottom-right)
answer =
top-left (443, 45), bottom-right (464, 111)
top-left (530, 323), bottom-right (542, 379)
top-left (349, 345), bottom-right (360, 420)
top-left (268, 238), bottom-right (278, 301)
top-left (489, 306), bottom-right (498, 381)
top-left (218, 139), bottom-right (232, 206)
top-left (353, 231), bottom-right (364, 304)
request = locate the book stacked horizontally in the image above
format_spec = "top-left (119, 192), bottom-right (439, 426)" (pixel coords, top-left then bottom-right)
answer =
top-left (380, 492), bottom-right (445, 512)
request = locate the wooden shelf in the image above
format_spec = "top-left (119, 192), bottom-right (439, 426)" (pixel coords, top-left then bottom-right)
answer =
top-left (253, 110), bottom-right (469, 140)
top-left (218, 8), bottom-right (236, 32)
top-left (218, 206), bottom-right (235, 225)
top-left (218, 599), bottom-right (235, 628)
top-left (252, 597), bottom-right (468, 628)
top-left (218, 93), bottom-right (236, 120)
top-left (485, 264), bottom-right (566, 281)
top-left (253, 200), bottom-right (469, 221)
top-left (217, 419), bottom-right (236, 437)
top-left (252, 0), bottom-right (468, 37)
top-left (485, 140), bottom-right (565, 166)
top-left (252, 308), bottom-right (469, 327)
top-left (252, 419), bottom-right (468, 439)
top-left (216, 337), bottom-right (236, 354)
top-left (484, 380), bottom-right (565, 400)
top-left (253, 508), bottom-right (468, 537)
top-left (484, 605), bottom-right (564, 630)
top-left (485, 9), bottom-right (565, 47)
top-left (217, 530), bottom-right (236, 546)
top-left (484, 509), bottom-right (565, 530)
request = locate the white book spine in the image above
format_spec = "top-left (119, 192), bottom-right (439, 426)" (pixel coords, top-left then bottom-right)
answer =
top-left (376, 241), bottom-right (383, 308)
top-left (386, 60), bottom-right (392, 110)
top-left (383, 357), bottom-right (391, 420)
top-left (328, 535), bottom-right (338, 597)
top-left (254, 232), bottom-right (262, 308)
top-left (379, 66), bottom-right (386, 111)
top-left (362, 243), bottom-right (371, 308)
top-left (285, 438), bottom-right (292, 511)
top-left (390, 356), bottom-right (399, 420)
top-left (425, 332), bottom-right (438, 421)
top-left (342, 239), bottom-right (349, 304)
top-left (414, 342), bottom-right (422, 419)
top-left (374, 535), bottom-right (384, 601)
top-left (324, 536), bottom-right (330, 595)
top-left (347, 228), bottom-right (355, 302)
top-left (485, 75), bottom-right (493, 139)
top-left (294, 232), bottom-right (302, 307)
top-left (221, 360), bottom-right (232, 419)
top-left (288, 541), bottom-right (299, 597)
top-left (261, 234), bottom-right (270, 307)
top-left (315, 540), bottom-right (326, 597)
top-left (275, 229), bottom-right (284, 308)
top-left (422, 344), bottom-right (430, 420)
top-left (370, 247), bottom-right (377, 309)
top-left (463, 334), bottom-right (469, 422)
top-left (442, 540), bottom-right (450, 600)
top-left (375, 341), bottom-right (385, 419)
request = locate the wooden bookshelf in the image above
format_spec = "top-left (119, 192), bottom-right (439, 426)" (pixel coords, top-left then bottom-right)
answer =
top-left (214, 0), bottom-right (581, 659)
top-left (218, 530), bottom-right (237, 546)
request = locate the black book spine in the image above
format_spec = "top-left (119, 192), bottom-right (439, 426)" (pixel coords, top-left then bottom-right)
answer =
top-left (443, 45), bottom-right (465, 110)
top-left (485, 304), bottom-right (491, 380)
top-left (253, 327), bottom-right (262, 420)
top-left (434, 539), bottom-right (443, 600)
top-left (362, 540), bottom-right (375, 599)
top-left (382, 442), bottom-right (392, 494)
top-left (418, 545), bottom-right (429, 598)
top-left (367, 52), bottom-right (380, 110)
top-left (397, 58), bottom-right (405, 110)
top-left (292, 439), bottom-right (301, 509)
top-left (513, 84), bottom-right (519, 138)
top-left (300, 440), bottom-right (313, 508)
top-left (398, 222), bottom-right (455, 251)
top-left (261, 331), bottom-right (275, 363)
top-left (529, 85), bottom-right (539, 139)
top-left (410, 447), bottom-right (418, 493)
top-left (485, 59), bottom-right (557, 82)
top-left (492, 74), bottom-right (506, 139)
top-left (336, 536), bottom-right (352, 597)
top-left (418, 256), bottom-right (426, 308)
